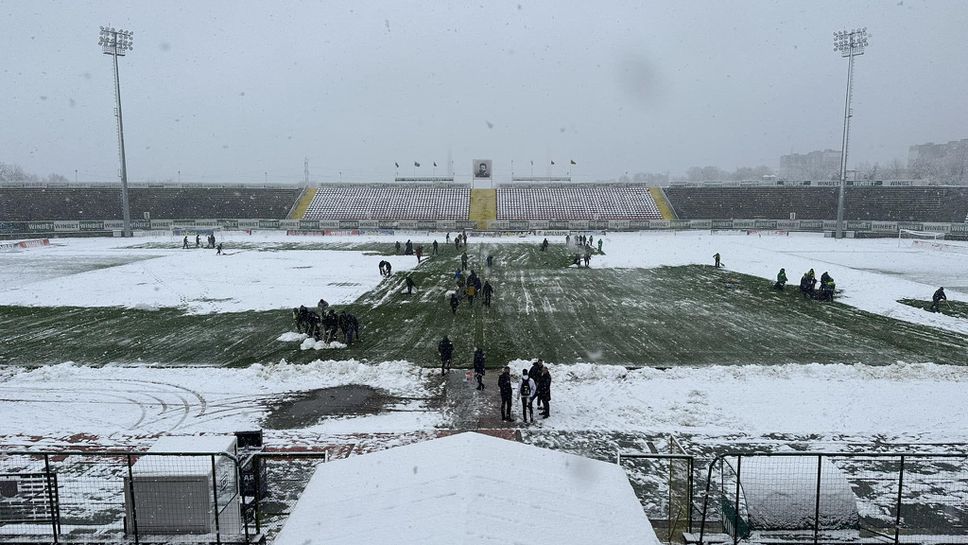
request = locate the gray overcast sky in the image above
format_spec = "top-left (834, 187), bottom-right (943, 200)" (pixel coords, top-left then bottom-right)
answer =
top-left (2, 0), bottom-right (967, 183)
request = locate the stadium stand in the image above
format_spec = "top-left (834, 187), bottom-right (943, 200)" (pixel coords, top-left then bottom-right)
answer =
top-left (664, 186), bottom-right (838, 220)
top-left (846, 186), bottom-right (968, 222)
top-left (497, 185), bottom-right (662, 220)
top-left (664, 185), bottom-right (968, 222)
top-left (302, 185), bottom-right (470, 220)
top-left (5, 182), bottom-right (967, 225)
top-left (0, 185), bottom-right (302, 221)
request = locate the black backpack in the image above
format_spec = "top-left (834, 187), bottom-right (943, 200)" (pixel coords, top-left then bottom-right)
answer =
top-left (520, 379), bottom-right (532, 398)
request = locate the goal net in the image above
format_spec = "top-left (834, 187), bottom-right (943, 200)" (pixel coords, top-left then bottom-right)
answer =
top-left (899, 229), bottom-right (945, 240)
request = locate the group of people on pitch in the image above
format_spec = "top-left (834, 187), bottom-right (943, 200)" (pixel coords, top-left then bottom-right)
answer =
top-left (292, 299), bottom-right (361, 345)
top-left (438, 336), bottom-right (552, 424)
top-left (450, 269), bottom-right (495, 313)
top-left (564, 234), bottom-right (601, 268)
top-left (505, 360), bottom-right (552, 423)
top-left (771, 267), bottom-right (838, 302)
top-left (181, 233), bottom-right (223, 254)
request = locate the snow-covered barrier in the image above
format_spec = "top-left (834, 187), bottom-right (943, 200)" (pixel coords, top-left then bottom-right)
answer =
top-left (0, 238), bottom-right (49, 251)
top-left (722, 456), bottom-right (859, 536)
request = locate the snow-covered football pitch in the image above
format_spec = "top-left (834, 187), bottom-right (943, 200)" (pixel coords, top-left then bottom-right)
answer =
top-left (1, 230), bottom-right (967, 451)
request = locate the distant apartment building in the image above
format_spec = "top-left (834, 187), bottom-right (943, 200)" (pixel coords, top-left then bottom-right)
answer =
top-left (779, 149), bottom-right (841, 181)
top-left (908, 139), bottom-right (968, 183)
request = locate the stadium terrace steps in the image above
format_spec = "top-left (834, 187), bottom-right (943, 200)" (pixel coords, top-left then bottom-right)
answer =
top-left (663, 186), bottom-right (968, 222)
top-left (496, 185), bottom-right (663, 221)
top-left (469, 189), bottom-right (497, 229)
top-left (302, 185), bottom-right (470, 220)
top-left (648, 187), bottom-right (677, 220)
top-left (0, 186), bottom-right (302, 221)
top-left (288, 186), bottom-right (318, 219)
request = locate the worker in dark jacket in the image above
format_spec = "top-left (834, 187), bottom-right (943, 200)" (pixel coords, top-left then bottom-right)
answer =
top-left (800, 269), bottom-right (816, 299)
top-left (537, 366), bottom-right (552, 418)
top-left (482, 280), bottom-right (494, 307)
top-left (529, 360), bottom-right (545, 412)
top-left (930, 287), bottom-right (947, 312)
top-left (322, 310), bottom-right (338, 342)
top-left (438, 336), bottom-right (454, 375)
top-left (498, 366), bottom-right (513, 421)
top-left (473, 348), bottom-right (486, 390)
top-left (292, 307), bottom-right (306, 333)
top-left (818, 272), bottom-right (836, 302)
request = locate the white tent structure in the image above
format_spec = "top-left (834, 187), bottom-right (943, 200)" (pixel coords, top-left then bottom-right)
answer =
top-left (273, 432), bottom-right (661, 545)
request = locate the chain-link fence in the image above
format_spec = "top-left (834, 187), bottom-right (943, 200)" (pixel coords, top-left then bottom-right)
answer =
top-left (697, 452), bottom-right (968, 545)
top-left (0, 450), bottom-right (248, 544)
top-left (5, 446), bottom-right (966, 545)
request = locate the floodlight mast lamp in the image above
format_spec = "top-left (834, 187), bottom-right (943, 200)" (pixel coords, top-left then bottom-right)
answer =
top-left (833, 27), bottom-right (869, 239)
top-left (99, 26), bottom-right (134, 237)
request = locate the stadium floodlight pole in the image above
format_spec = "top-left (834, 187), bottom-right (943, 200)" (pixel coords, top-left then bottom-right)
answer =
top-left (833, 27), bottom-right (869, 239)
top-left (99, 25), bottom-right (134, 237)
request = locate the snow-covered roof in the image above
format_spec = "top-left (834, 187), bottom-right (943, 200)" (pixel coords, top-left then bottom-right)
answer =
top-left (147, 435), bottom-right (237, 455)
top-left (273, 432), bottom-right (661, 545)
top-left (134, 434), bottom-right (238, 476)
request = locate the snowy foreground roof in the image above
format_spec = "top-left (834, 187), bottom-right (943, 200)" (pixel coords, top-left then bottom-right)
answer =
top-left (273, 432), bottom-right (661, 545)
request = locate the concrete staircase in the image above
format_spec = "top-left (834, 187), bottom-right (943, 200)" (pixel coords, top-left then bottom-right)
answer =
top-left (288, 186), bottom-right (318, 219)
top-left (648, 187), bottom-right (677, 220)
top-left (469, 189), bottom-right (497, 229)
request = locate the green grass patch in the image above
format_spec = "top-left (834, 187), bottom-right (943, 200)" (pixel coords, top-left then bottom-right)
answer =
top-left (2, 243), bottom-right (967, 368)
top-left (899, 298), bottom-right (968, 319)
top-left (0, 304), bottom-right (294, 367)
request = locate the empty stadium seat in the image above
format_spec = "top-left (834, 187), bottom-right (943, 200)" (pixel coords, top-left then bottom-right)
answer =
top-left (302, 185), bottom-right (470, 220)
top-left (0, 185), bottom-right (302, 221)
top-left (496, 186), bottom-right (662, 220)
top-left (663, 186), bottom-right (968, 222)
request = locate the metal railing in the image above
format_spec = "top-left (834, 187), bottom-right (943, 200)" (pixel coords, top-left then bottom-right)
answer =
top-left (696, 451), bottom-right (968, 545)
top-left (617, 452), bottom-right (696, 542)
top-left (243, 451), bottom-right (328, 541)
top-left (0, 448), bottom-right (330, 545)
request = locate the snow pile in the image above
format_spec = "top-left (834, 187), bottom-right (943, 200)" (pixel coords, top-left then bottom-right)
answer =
top-left (0, 237), bottom-right (414, 314)
top-left (276, 332), bottom-right (309, 342)
top-left (298, 338), bottom-right (347, 350)
top-left (250, 359), bottom-right (430, 398)
top-left (0, 359), bottom-right (437, 437)
top-left (533, 361), bottom-right (968, 439)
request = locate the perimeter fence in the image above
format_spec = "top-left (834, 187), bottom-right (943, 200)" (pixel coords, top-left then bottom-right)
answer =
top-left (618, 448), bottom-right (968, 545)
top-left (0, 449), bottom-right (328, 545)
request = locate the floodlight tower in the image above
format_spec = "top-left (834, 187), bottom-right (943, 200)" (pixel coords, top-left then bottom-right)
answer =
top-left (833, 27), bottom-right (869, 239)
top-left (99, 26), bottom-right (134, 236)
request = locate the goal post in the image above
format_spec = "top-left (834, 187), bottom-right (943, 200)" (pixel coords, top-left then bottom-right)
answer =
top-left (898, 229), bottom-right (945, 240)
top-left (898, 228), bottom-right (945, 248)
